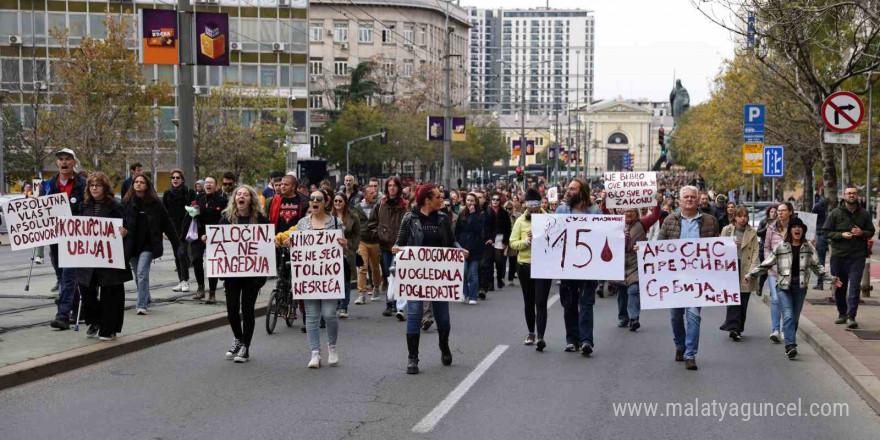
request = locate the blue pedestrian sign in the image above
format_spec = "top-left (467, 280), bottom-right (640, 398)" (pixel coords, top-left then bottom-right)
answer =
top-left (744, 104), bottom-right (765, 144)
top-left (763, 145), bottom-right (784, 177)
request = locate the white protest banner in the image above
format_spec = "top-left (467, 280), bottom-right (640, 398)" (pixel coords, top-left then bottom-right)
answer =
top-left (604, 172), bottom-right (657, 208)
top-left (206, 224), bottom-right (277, 278)
top-left (530, 214), bottom-right (625, 280)
top-left (395, 247), bottom-right (466, 302)
top-left (547, 187), bottom-right (558, 203)
top-left (796, 212), bottom-right (818, 241)
top-left (637, 237), bottom-right (740, 310)
top-left (2, 193), bottom-right (72, 251)
top-left (289, 230), bottom-right (345, 299)
top-left (57, 217), bottom-right (125, 269)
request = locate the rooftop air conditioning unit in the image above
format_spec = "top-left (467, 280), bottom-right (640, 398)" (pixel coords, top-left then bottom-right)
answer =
top-left (273, 42), bottom-right (286, 52)
top-left (230, 42), bottom-right (242, 51)
top-left (206, 0), bottom-right (218, 3)
top-left (193, 86), bottom-right (208, 95)
top-left (327, 29), bottom-right (335, 36)
top-left (340, 42), bottom-right (348, 50)
top-left (279, 0), bottom-right (289, 6)
top-left (310, 76), bottom-right (317, 82)
top-left (9, 35), bottom-right (22, 45)
top-left (34, 81), bottom-right (47, 91)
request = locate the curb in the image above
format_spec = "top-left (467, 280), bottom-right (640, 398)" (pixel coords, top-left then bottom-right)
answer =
top-left (760, 293), bottom-right (880, 415)
top-left (0, 302), bottom-right (268, 391)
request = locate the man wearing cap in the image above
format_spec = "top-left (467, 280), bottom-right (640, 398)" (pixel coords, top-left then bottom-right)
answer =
top-left (41, 149), bottom-right (87, 330)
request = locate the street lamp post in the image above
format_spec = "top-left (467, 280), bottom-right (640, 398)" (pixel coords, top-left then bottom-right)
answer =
top-left (0, 89), bottom-right (7, 194)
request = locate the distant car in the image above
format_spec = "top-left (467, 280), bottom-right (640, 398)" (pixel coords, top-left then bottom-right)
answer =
top-left (0, 194), bottom-right (26, 234)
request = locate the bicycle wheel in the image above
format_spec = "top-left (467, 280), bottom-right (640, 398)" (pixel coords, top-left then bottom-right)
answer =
top-left (266, 290), bottom-right (280, 334)
top-left (284, 293), bottom-right (295, 327)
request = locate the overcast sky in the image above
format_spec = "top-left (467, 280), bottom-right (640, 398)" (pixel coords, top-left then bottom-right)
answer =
top-left (462, 0), bottom-right (736, 104)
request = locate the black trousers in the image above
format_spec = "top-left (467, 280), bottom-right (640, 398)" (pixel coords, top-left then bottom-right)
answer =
top-left (224, 280), bottom-right (260, 347)
top-left (518, 263), bottom-right (552, 338)
top-left (481, 245), bottom-right (506, 290)
top-left (720, 292), bottom-right (752, 333)
top-left (190, 240), bottom-right (218, 292)
top-left (174, 241), bottom-right (191, 282)
top-left (80, 279), bottom-right (125, 337)
top-left (507, 256), bottom-right (517, 281)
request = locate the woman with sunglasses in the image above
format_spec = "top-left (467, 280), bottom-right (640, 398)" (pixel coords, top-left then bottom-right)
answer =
top-left (394, 184), bottom-right (466, 374)
top-left (296, 189), bottom-right (348, 368)
top-left (510, 189), bottom-right (553, 350)
top-left (331, 192), bottom-right (361, 319)
top-left (455, 193), bottom-right (486, 304)
top-left (123, 173), bottom-right (179, 315)
top-left (163, 169), bottom-right (197, 294)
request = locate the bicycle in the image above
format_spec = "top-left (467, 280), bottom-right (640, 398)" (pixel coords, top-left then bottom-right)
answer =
top-left (266, 249), bottom-right (297, 334)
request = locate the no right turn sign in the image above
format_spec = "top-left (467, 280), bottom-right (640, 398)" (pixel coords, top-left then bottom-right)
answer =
top-left (822, 91), bottom-right (864, 133)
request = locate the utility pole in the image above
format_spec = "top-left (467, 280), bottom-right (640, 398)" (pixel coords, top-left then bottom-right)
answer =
top-left (553, 107), bottom-right (560, 183)
top-left (0, 89), bottom-right (7, 194)
top-left (566, 114), bottom-right (572, 181)
top-left (177, 0), bottom-right (195, 184)
top-left (441, 0), bottom-right (453, 188)
top-left (575, 49), bottom-right (580, 178)
top-left (520, 60), bottom-right (527, 171)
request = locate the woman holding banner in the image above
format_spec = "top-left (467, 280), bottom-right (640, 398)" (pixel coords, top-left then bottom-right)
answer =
top-left (455, 193), bottom-right (486, 305)
top-left (718, 206), bottom-right (760, 341)
top-left (393, 184), bottom-right (465, 375)
top-left (295, 189), bottom-right (347, 368)
top-left (331, 192), bottom-right (360, 319)
top-left (745, 218), bottom-right (840, 359)
top-left (764, 202), bottom-right (793, 344)
top-left (123, 174), bottom-right (179, 316)
top-left (78, 172), bottom-right (132, 341)
top-left (555, 178), bottom-right (603, 356)
top-left (216, 185), bottom-right (270, 363)
top-left (510, 189), bottom-right (552, 350)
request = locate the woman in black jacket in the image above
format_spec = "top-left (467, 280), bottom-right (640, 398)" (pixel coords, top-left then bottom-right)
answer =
top-left (123, 173), bottom-right (180, 315)
top-left (455, 193), bottom-right (484, 305)
top-left (163, 169), bottom-right (197, 294)
top-left (78, 172), bottom-right (133, 340)
top-left (180, 176), bottom-right (227, 303)
top-left (392, 184), bottom-right (467, 374)
top-left (215, 185), bottom-right (269, 363)
top-left (479, 192), bottom-right (512, 298)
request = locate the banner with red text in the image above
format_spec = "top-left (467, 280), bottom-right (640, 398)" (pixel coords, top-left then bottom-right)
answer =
top-left (604, 172), bottom-right (657, 208)
top-left (206, 224), bottom-right (276, 278)
top-left (2, 193), bottom-right (71, 251)
top-left (289, 230), bottom-right (345, 299)
top-left (530, 214), bottom-right (625, 280)
top-left (394, 247), bottom-right (466, 302)
top-left (637, 237), bottom-right (740, 309)
top-left (58, 217), bottom-right (124, 269)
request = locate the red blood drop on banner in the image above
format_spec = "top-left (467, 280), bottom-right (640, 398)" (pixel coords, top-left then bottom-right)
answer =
top-left (601, 238), bottom-right (613, 262)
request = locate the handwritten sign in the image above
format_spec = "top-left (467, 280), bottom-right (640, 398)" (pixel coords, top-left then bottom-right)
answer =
top-left (547, 187), bottom-right (558, 203)
top-left (289, 230), bottom-right (345, 299)
top-left (57, 217), bottom-right (125, 269)
top-left (795, 211), bottom-right (818, 241)
top-left (2, 193), bottom-right (72, 251)
top-left (637, 237), bottom-right (740, 309)
top-left (530, 214), bottom-right (625, 280)
top-left (395, 247), bottom-right (466, 302)
top-left (604, 172), bottom-right (657, 208)
top-left (206, 224), bottom-right (277, 278)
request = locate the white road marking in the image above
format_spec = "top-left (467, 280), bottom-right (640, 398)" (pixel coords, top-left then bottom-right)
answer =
top-left (548, 293), bottom-right (559, 308)
top-left (411, 344), bottom-right (510, 433)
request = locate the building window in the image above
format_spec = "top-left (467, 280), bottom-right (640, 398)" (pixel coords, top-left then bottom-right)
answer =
top-left (334, 23), bottom-right (348, 43)
top-left (309, 23), bottom-right (323, 42)
top-left (309, 93), bottom-right (323, 109)
top-left (311, 134), bottom-right (322, 149)
top-left (383, 62), bottom-right (395, 77)
top-left (403, 27), bottom-right (414, 45)
top-left (403, 62), bottom-right (413, 78)
top-left (358, 25), bottom-right (372, 43)
top-left (309, 60), bottom-right (323, 75)
top-left (417, 27), bottom-right (426, 46)
top-left (334, 60), bottom-right (348, 76)
top-left (381, 29), bottom-right (391, 44)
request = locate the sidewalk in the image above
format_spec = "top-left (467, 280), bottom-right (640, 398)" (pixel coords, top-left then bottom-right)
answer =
top-left (760, 256), bottom-right (880, 414)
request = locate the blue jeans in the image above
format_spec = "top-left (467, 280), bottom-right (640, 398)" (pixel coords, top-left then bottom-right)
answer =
top-left (305, 299), bottom-right (338, 352)
top-left (778, 286), bottom-right (807, 346)
top-left (616, 284), bottom-right (628, 322)
top-left (626, 283), bottom-right (641, 320)
top-left (338, 262), bottom-right (353, 310)
top-left (464, 259), bottom-right (481, 301)
top-left (406, 300), bottom-right (450, 335)
top-left (55, 268), bottom-right (79, 320)
top-left (670, 307), bottom-right (701, 360)
top-left (381, 248), bottom-right (394, 307)
top-left (830, 255), bottom-right (866, 318)
top-left (130, 251), bottom-right (153, 310)
top-left (559, 280), bottom-right (597, 347)
top-left (768, 275), bottom-right (781, 333)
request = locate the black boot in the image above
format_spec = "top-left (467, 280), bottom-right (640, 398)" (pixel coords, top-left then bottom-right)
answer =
top-left (439, 330), bottom-right (452, 366)
top-left (406, 334), bottom-right (420, 374)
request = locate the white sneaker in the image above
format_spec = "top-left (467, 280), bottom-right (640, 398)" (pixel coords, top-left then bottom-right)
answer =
top-left (34, 256), bottom-right (43, 264)
top-left (468, 300), bottom-right (477, 305)
top-left (354, 293), bottom-right (366, 305)
top-left (308, 351), bottom-right (322, 369)
top-left (136, 308), bottom-right (148, 315)
top-left (327, 346), bottom-right (339, 366)
top-left (181, 283), bottom-right (190, 292)
top-left (370, 288), bottom-right (381, 301)
top-left (769, 331), bottom-right (781, 343)
top-left (172, 281), bottom-right (184, 292)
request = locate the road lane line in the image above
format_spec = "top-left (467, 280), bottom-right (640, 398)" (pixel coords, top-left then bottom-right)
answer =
top-left (548, 293), bottom-right (559, 308)
top-left (411, 344), bottom-right (510, 433)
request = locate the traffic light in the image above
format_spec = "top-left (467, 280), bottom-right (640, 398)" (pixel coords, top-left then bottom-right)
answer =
top-left (516, 166), bottom-right (524, 182)
top-left (379, 127), bottom-right (388, 145)
top-left (659, 127), bottom-right (666, 153)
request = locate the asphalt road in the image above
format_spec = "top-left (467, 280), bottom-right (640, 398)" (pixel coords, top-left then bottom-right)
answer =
top-left (1, 283), bottom-right (879, 439)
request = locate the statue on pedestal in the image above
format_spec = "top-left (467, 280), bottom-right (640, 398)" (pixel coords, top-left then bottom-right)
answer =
top-left (669, 79), bottom-right (690, 126)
